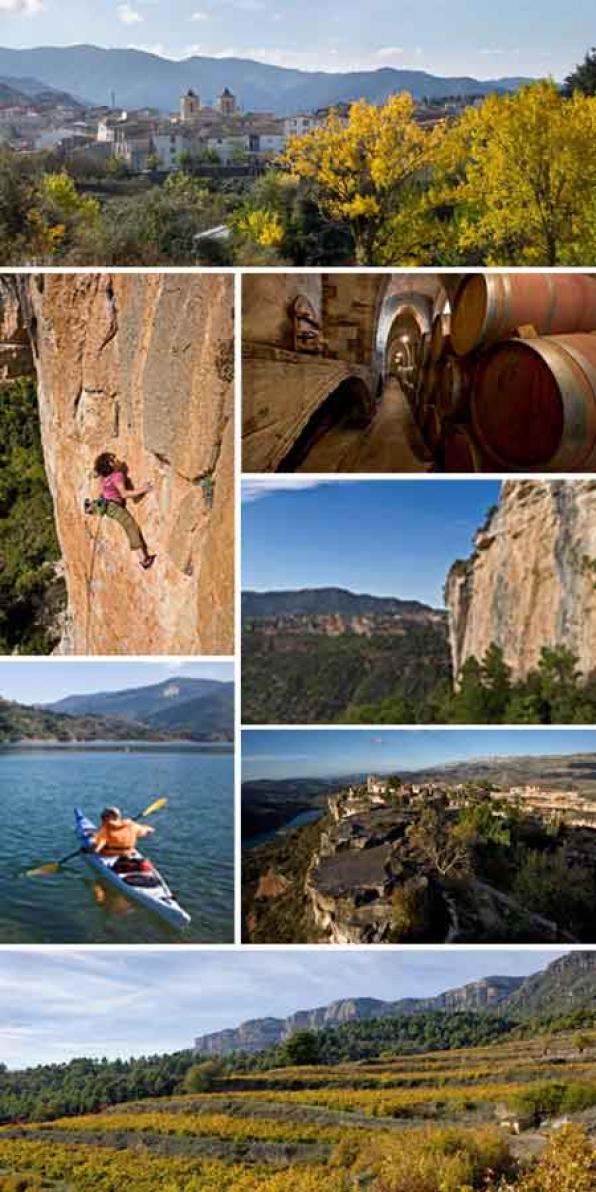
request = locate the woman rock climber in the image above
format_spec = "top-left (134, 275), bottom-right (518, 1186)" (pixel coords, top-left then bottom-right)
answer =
top-left (90, 452), bottom-right (156, 570)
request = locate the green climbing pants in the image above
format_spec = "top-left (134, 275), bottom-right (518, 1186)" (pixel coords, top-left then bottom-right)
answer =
top-left (106, 501), bottom-right (145, 552)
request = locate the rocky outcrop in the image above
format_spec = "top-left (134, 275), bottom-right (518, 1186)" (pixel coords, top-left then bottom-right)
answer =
top-left (9, 273), bottom-right (234, 655)
top-left (445, 480), bottom-right (596, 681)
top-left (193, 951), bottom-right (596, 1058)
top-left (0, 277), bottom-right (33, 378)
top-left (194, 978), bottom-right (526, 1055)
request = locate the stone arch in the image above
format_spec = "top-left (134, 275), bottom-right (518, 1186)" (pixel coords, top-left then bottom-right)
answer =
top-left (383, 296), bottom-right (434, 383)
top-left (276, 372), bottom-right (373, 472)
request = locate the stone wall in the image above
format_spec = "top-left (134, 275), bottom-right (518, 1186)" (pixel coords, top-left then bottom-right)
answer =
top-left (241, 273), bottom-right (323, 350)
top-left (242, 272), bottom-right (385, 471)
top-left (242, 345), bottom-right (373, 471)
top-left (445, 480), bottom-right (596, 680)
top-left (16, 273), bottom-right (234, 655)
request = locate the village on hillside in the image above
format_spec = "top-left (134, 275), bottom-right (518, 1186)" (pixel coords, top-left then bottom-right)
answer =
top-left (0, 82), bottom-right (467, 171)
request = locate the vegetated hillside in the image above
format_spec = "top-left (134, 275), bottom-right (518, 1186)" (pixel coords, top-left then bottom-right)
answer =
top-left (242, 587), bottom-right (450, 723)
top-left (194, 981), bottom-right (524, 1055)
top-left (0, 76), bottom-right (82, 108)
top-left (1, 1021), bottom-right (596, 1191)
top-left (506, 951), bottom-right (596, 1017)
top-left (242, 588), bottom-right (436, 618)
top-left (243, 776), bottom-right (596, 944)
top-left (46, 678), bottom-right (234, 740)
top-left (195, 953), bottom-right (596, 1057)
top-left (242, 777), bottom-right (341, 837)
top-left (0, 377), bottom-right (66, 654)
top-left (400, 752), bottom-right (596, 795)
top-left (0, 45), bottom-right (532, 112)
top-left (0, 697), bottom-right (197, 744)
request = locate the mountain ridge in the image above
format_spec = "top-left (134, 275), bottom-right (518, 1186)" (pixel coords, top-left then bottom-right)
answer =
top-left (0, 44), bottom-right (535, 114)
top-left (1, 677), bottom-right (233, 742)
top-left (194, 953), bottom-right (596, 1054)
top-left (242, 586), bottom-right (442, 618)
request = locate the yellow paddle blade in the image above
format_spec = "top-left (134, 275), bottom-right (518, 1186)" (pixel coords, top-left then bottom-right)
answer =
top-left (141, 797), bottom-right (167, 818)
top-left (25, 862), bottom-right (61, 877)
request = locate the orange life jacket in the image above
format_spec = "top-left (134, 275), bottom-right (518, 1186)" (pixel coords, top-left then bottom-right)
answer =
top-left (94, 818), bottom-right (142, 854)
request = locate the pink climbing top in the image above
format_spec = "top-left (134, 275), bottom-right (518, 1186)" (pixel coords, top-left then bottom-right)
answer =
top-left (100, 471), bottom-right (126, 505)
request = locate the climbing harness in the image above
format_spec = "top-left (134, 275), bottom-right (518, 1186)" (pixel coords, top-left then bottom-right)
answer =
top-left (84, 496), bottom-right (109, 516)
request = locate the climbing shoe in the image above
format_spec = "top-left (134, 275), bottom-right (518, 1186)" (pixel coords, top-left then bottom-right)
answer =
top-left (139, 554), bottom-right (156, 570)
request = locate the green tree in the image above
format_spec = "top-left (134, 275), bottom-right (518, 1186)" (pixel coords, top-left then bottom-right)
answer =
top-left (563, 48), bottom-right (596, 97)
top-left (449, 657), bottom-right (490, 723)
top-left (537, 646), bottom-right (583, 721)
top-left (480, 644), bottom-right (511, 720)
top-left (279, 1029), bottom-right (321, 1066)
top-left (0, 377), bottom-right (64, 653)
top-left (181, 1059), bottom-right (222, 1092)
top-left (571, 1031), bottom-right (594, 1055)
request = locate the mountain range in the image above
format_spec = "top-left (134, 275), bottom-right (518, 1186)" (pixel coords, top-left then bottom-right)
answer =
top-left (242, 587), bottom-right (449, 724)
top-left (0, 45), bottom-right (533, 114)
top-left (45, 677), bottom-right (234, 740)
top-left (0, 75), bottom-right (82, 109)
top-left (194, 952), bottom-right (596, 1054)
top-left (0, 677), bottom-right (233, 743)
top-left (242, 587), bottom-right (440, 618)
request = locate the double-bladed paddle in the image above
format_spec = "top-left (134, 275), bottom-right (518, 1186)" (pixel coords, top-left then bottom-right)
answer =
top-left (24, 797), bottom-right (168, 877)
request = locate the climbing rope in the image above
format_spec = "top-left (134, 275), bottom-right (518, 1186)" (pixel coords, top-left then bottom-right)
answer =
top-left (84, 514), bottom-right (105, 654)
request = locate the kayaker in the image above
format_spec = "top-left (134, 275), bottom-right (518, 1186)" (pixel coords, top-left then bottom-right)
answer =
top-left (92, 807), bottom-right (155, 858)
top-left (91, 452), bottom-right (156, 571)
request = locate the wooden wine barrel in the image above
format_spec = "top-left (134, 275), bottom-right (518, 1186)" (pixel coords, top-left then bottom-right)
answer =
top-left (451, 274), bottom-right (596, 357)
top-left (442, 425), bottom-right (484, 472)
top-left (430, 312), bottom-right (452, 362)
top-left (437, 356), bottom-right (472, 421)
top-left (472, 333), bottom-right (596, 470)
top-left (419, 330), bottom-right (432, 370)
top-left (422, 406), bottom-right (443, 453)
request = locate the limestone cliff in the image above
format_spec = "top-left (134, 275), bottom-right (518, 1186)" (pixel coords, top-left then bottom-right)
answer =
top-left (193, 978), bottom-right (526, 1054)
top-left (445, 480), bottom-right (596, 680)
top-left (14, 273), bottom-right (234, 655)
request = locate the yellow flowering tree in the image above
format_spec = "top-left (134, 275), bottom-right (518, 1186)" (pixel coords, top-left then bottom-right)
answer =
top-left (282, 94), bottom-right (437, 263)
top-left (28, 172), bottom-right (100, 259)
top-left (516, 1124), bottom-right (595, 1192)
top-left (435, 81), bottom-right (596, 264)
top-left (237, 208), bottom-right (285, 248)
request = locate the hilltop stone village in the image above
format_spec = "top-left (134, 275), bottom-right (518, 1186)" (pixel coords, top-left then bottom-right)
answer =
top-left (0, 83), bottom-right (467, 171)
top-left (246, 771), bottom-right (596, 947)
top-left (305, 776), bottom-right (596, 944)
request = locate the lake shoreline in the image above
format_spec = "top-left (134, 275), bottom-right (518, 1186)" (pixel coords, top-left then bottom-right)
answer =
top-left (0, 739), bottom-right (233, 751)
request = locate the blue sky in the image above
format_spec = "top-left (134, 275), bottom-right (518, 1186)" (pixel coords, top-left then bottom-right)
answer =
top-left (0, 660), bottom-right (232, 704)
top-left (242, 728), bottom-right (596, 780)
top-left (0, 0), bottom-right (591, 78)
top-left (242, 479), bottom-right (500, 609)
top-left (0, 947), bottom-right (569, 1068)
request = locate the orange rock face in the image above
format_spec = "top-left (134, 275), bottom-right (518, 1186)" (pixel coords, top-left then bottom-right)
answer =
top-left (24, 273), bottom-right (234, 655)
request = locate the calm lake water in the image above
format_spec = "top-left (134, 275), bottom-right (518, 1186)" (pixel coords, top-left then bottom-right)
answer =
top-left (0, 746), bottom-right (234, 943)
top-left (244, 808), bottom-right (324, 850)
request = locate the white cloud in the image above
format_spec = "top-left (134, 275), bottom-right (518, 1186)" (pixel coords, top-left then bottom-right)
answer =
top-left (117, 2), bottom-right (143, 24)
top-left (375, 46), bottom-right (405, 58)
top-left (242, 478), bottom-right (338, 504)
top-left (0, 0), bottom-right (43, 12)
top-left (189, 9), bottom-right (209, 19)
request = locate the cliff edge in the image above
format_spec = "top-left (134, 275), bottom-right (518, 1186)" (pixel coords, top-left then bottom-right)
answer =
top-left (13, 273), bottom-right (234, 655)
top-left (445, 480), bottom-right (596, 681)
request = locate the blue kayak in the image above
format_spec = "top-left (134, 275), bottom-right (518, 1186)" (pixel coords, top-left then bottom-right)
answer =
top-left (74, 808), bottom-right (191, 930)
